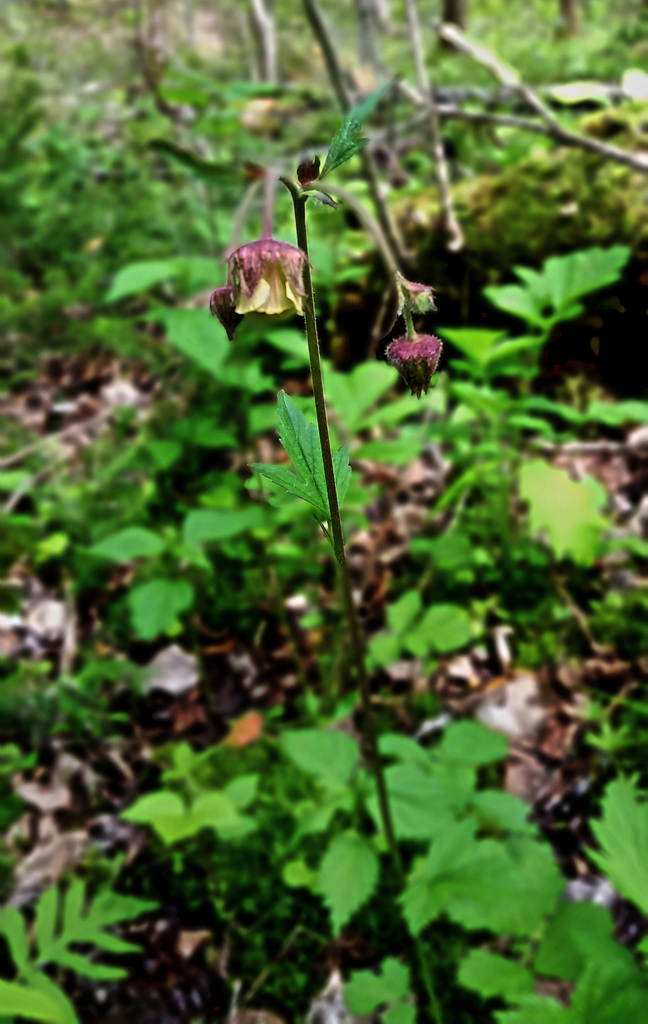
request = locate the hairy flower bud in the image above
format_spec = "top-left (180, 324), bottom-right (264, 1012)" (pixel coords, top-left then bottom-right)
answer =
top-left (209, 285), bottom-right (243, 340)
top-left (385, 334), bottom-right (443, 398)
top-left (227, 238), bottom-right (307, 316)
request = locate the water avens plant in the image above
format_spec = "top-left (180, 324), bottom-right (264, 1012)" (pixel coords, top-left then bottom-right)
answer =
top-left (210, 93), bottom-right (444, 1023)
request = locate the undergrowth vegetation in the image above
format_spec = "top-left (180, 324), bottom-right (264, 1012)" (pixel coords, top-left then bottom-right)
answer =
top-left (1, 1), bottom-right (648, 1022)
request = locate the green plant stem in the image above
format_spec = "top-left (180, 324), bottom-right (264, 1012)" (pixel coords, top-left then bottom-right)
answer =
top-left (404, 303), bottom-right (416, 340)
top-left (282, 176), bottom-right (444, 1024)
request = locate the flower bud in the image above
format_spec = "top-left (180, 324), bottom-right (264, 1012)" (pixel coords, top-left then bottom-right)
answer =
top-left (396, 273), bottom-right (437, 316)
top-left (209, 285), bottom-right (243, 340)
top-left (385, 334), bottom-right (443, 398)
top-left (227, 238), bottom-right (307, 316)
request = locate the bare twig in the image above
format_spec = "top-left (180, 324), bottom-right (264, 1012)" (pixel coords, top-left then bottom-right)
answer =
top-left (0, 411), bottom-right (111, 471)
top-left (301, 0), bottom-right (407, 267)
top-left (248, 0), bottom-right (278, 85)
top-left (431, 21), bottom-right (648, 175)
top-left (404, 0), bottom-right (463, 251)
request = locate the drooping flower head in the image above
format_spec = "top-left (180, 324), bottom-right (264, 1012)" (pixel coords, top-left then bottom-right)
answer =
top-left (227, 238), bottom-right (308, 316)
top-left (385, 334), bottom-right (443, 398)
top-left (209, 285), bottom-right (243, 341)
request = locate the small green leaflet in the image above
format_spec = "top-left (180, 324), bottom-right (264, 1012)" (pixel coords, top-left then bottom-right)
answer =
top-left (318, 829), bottom-right (379, 933)
top-left (320, 84), bottom-right (390, 178)
top-left (250, 391), bottom-right (351, 522)
top-left (122, 786), bottom-right (257, 844)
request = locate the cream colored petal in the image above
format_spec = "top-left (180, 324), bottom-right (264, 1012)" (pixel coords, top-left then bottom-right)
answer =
top-left (285, 278), bottom-right (303, 316)
top-left (259, 263), bottom-right (292, 315)
top-left (236, 277), bottom-right (270, 313)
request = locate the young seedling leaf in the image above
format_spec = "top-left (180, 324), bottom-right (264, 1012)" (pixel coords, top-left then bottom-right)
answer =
top-left (345, 957), bottom-right (410, 1015)
top-left (458, 949), bottom-right (534, 1001)
top-left (89, 527), bottom-right (165, 562)
top-left (321, 83), bottom-right (390, 178)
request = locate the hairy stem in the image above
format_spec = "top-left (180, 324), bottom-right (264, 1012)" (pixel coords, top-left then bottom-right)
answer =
top-left (281, 176), bottom-right (400, 866)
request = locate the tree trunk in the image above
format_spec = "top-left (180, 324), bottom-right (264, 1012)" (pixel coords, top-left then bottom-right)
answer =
top-left (442, 0), bottom-right (466, 29)
top-left (557, 0), bottom-right (578, 35)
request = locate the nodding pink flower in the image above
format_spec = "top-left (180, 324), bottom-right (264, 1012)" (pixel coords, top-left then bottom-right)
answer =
top-left (209, 285), bottom-right (243, 341)
top-left (385, 334), bottom-right (443, 398)
top-left (227, 238), bottom-right (308, 316)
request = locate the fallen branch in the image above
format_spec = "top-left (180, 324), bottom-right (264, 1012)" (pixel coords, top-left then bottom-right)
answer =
top-left (404, 0), bottom-right (463, 251)
top-left (431, 21), bottom-right (648, 175)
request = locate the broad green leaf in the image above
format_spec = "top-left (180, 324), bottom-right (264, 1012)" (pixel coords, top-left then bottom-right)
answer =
top-left (486, 247), bottom-right (629, 330)
top-left (566, 961), bottom-right (648, 1024)
top-left (324, 361), bottom-right (396, 434)
top-left (89, 527), bottom-right (164, 562)
top-left (534, 901), bottom-right (636, 983)
top-left (283, 729), bottom-right (358, 784)
top-left (438, 327), bottom-right (507, 367)
top-left (105, 259), bottom-right (178, 303)
top-left (128, 578), bottom-right (194, 640)
top-left (402, 822), bottom-right (562, 936)
top-left (282, 858), bottom-right (320, 891)
top-left (345, 958), bottom-right (410, 1014)
top-left (387, 590), bottom-right (422, 637)
top-left (366, 762), bottom-right (457, 841)
top-left (333, 445), bottom-right (352, 507)
top-left (470, 790), bottom-right (532, 833)
top-left (458, 949), bottom-right (533, 1001)
top-left (182, 507), bottom-right (265, 545)
top-left (495, 994), bottom-right (569, 1023)
top-left (158, 308), bottom-right (229, 379)
top-left (587, 778), bottom-right (648, 915)
top-left (367, 631), bottom-right (402, 669)
top-left (0, 978), bottom-right (70, 1023)
top-left (519, 460), bottom-right (608, 565)
top-left (378, 734), bottom-right (430, 768)
top-left (224, 774), bottom-right (259, 810)
top-left (318, 829), bottom-right (379, 932)
top-left (587, 399), bottom-right (648, 426)
top-left (436, 721), bottom-right (508, 767)
top-left (384, 1004), bottom-right (416, 1024)
top-left (405, 603), bottom-right (471, 656)
top-left (320, 84), bottom-right (390, 178)
top-left (263, 328), bottom-right (310, 367)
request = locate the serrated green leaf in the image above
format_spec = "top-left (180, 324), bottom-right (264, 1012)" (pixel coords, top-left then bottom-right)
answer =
top-left (402, 822), bottom-right (562, 936)
top-left (318, 829), bottom-right (379, 933)
top-left (366, 762), bottom-right (456, 841)
top-left (519, 460), bottom-right (608, 566)
top-left (345, 958), bottom-right (410, 1014)
top-left (89, 527), bottom-right (165, 562)
top-left (470, 790), bottom-right (532, 833)
top-left (283, 729), bottom-right (358, 783)
top-left (321, 84), bottom-right (390, 178)
top-left (587, 778), bottom-right (648, 915)
top-left (459, 948), bottom-right (534, 1001)
top-left (534, 900), bottom-right (635, 983)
